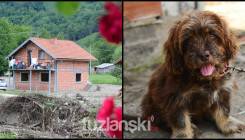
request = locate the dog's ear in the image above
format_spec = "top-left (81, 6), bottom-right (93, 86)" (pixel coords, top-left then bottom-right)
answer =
top-left (164, 21), bottom-right (184, 74)
top-left (224, 30), bottom-right (238, 60)
top-left (220, 19), bottom-right (239, 60)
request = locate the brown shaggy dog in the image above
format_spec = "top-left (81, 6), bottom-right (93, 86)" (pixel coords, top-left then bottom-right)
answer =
top-left (141, 11), bottom-right (245, 138)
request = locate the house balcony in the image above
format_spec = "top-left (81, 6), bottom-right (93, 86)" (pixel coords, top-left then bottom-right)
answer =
top-left (9, 58), bottom-right (55, 71)
top-left (9, 68), bottom-right (55, 71)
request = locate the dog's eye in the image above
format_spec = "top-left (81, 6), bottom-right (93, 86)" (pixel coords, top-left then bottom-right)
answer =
top-left (189, 54), bottom-right (194, 57)
top-left (187, 53), bottom-right (196, 60)
top-left (210, 34), bottom-right (216, 39)
top-left (183, 39), bottom-right (189, 45)
top-left (209, 32), bottom-right (219, 39)
top-left (209, 33), bottom-right (222, 44)
top-left (182, 40), bottom-right (190, 52)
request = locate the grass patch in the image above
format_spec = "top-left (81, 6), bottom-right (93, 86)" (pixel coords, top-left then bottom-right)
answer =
top-left (89, 74), bottom-right (121, 85)
top-left (0, 89), bottom-right (22, 95)
top-left (0, 132), bottom-right (16, 139)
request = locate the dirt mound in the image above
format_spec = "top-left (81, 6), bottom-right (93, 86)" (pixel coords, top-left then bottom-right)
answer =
top-left (0, 94), bottom-right (103, 138)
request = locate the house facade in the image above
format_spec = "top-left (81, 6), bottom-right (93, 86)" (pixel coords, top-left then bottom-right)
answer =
top-left (7, 37), bottom-right (96, 94)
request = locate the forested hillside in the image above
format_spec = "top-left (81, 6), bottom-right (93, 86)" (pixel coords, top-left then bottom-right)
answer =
top-left (77, 32), bottom-right (122, 66)
top-left (0, 2), bottom-right (121, 75)
top-left (0, 1), bottom-right (104, 40)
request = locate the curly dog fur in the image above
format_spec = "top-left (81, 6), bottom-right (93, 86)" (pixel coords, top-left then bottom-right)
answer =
top-left (141, 11), bottom-right (245, 138)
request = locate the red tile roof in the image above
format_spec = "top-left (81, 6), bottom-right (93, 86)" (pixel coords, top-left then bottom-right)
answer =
top-left (31, 37), bottom-right (96, 61)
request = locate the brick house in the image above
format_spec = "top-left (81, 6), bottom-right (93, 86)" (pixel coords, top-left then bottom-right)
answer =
top-left (7, 37), bottom-right (96, 94)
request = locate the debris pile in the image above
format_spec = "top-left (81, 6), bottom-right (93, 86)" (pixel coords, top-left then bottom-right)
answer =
top-left (0, 94), bottom-right (103, 138)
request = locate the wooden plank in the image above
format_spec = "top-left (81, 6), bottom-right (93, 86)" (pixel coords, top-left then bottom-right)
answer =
top-left (48, 69), bottom-right (51, 96)
top-left (8, 70), bottom-right (10, 89)
top-left (54, 61), bottom-right (58, 95)
top-left (29, 70), bottom-right (32, 92)
top-left (13, 71), bottom-right (15, 89)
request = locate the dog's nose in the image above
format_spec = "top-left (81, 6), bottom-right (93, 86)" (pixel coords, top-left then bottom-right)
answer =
top-left (201, 51), bottom-right (210, 61)
top-left (204, 51), bottom-right (210, 58)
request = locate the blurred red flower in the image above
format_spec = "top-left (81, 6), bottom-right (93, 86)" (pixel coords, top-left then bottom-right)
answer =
top-left (96, 97), bottom-right (122, 139)
top-left (99, 2), bottom-right (122, 44)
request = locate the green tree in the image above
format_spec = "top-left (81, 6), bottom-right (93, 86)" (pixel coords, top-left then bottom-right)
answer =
top-left (0, 19), bottom-right (15, 55)
top-left (0, 19), bottom-right (16, 75)
top-left (0, 19), bottom-right (32, 75)
top-left (56, 32), bottom-right (65, 39)
top-left (0, 55), bottom-right (8, 76)
top-left (97, 44), bottom-right (115, 64)
top-left (111, 65), bottom-right (122, 80)
top-left (77, 32), bottom-right (118, 67)
top-left (39, 28), bottom-right (52, 39)
top-left (12, 24), bottom-right (31, 45)
top-left (112, 46), bottom-right (122, 62)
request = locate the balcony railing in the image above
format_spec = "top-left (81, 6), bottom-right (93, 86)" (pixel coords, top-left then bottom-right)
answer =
top-left (9, 58), bottom-right (55, 71)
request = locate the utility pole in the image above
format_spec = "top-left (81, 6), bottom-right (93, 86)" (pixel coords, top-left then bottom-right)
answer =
top-left (89, 45), bottom-right (91, 75)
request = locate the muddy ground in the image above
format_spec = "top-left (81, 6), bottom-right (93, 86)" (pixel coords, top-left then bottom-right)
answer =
top-left (0, 84), bottom-right (121, 138)
top-left (124, 16), bottom-right (245, 138)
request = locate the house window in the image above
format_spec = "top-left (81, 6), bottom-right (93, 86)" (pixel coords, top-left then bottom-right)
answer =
top-left (38, 50), bottom-right (45, 59)
top-left (21, 72), bottom-right (29, 82)
top-left (41, 72), bottom-right (49, 82)
top-left (76, 73), bottom-right (81, 82)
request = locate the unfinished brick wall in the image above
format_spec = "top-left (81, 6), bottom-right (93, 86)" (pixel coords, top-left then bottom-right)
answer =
top-left (14, 41), bottom-right (54, 68)
top-left (15, 71), bottom-right (55, 92)
top-left (56, 60), bottom-right (89, 92)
